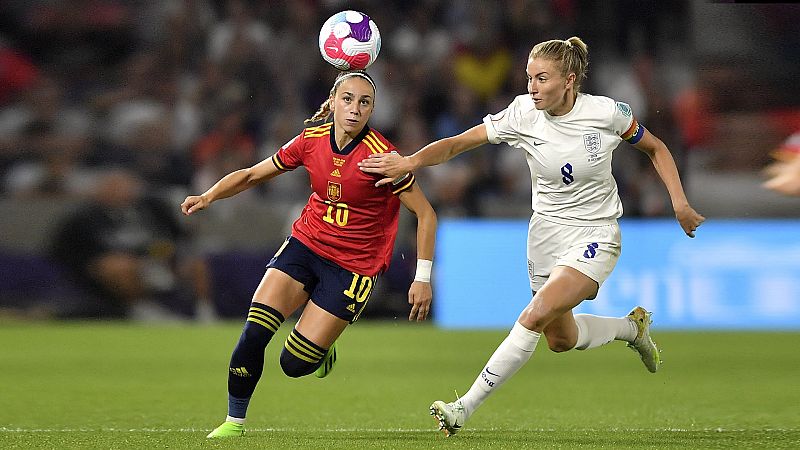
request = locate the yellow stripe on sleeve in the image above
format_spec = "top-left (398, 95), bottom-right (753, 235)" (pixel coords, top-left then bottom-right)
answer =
top-left (363, 134), bottom-right (383, 154)
top-left (304, 123), bottom-right (333, 138)
top-left (392, 173), bottom-right (416, 195)
top-left (305, 130), bottom-right (331, 138)
top-left (362, 136), bottom-right (379, 154)
top-left (366, 132), bottom-right (388, 152)
top-left (272, 154), bottom-right (289, 171)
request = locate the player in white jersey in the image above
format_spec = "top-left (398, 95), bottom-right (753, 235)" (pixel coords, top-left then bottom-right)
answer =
top-left (359, 37), bottom-right (705, 436)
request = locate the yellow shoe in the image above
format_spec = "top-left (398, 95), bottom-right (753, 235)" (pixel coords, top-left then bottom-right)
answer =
top-left (206, 421), bottom-right (244, 438)
top-left (314, 341), bottom-right (337, 378)
top-left (626, 306), bottom-right (661, 373)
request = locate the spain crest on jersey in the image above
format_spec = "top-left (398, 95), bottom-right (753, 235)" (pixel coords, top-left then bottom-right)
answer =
top-left (327, 181), bottom-right (342, 202)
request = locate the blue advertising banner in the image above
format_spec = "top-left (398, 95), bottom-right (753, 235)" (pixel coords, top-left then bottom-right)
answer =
top-left (434, 219), bottom-right (800, 330)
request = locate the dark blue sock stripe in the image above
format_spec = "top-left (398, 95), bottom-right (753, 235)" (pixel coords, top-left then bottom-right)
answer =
top-left (228, 395), bottom-right (250, 419)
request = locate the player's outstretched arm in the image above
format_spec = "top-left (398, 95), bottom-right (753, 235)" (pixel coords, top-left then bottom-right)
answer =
top-left (633, 129), bottom-right (705, 237)
top-left (398, 183), bottom-right (437, 321)
top-left (359, 152), bottom-right (414, 187)
top-left (180, 158), bottom-right (282, 216)
top-left (359, 124), bottom-right (490, 186)
top-left (764, 156), bottom-right (800, 196)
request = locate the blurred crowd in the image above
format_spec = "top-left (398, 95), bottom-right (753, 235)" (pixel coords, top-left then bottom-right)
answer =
top-left (1, 0), bottom-right (798, 320)
top-left (0, 0), bottom-right (707, 213)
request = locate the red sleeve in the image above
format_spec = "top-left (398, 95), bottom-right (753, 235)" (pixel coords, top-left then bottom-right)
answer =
top-left (365, 129), bottom-right (414, 195)
top-left (391, 173), bottom-right (416, 195)
top-left (272, 133), bottom-right (304, 171)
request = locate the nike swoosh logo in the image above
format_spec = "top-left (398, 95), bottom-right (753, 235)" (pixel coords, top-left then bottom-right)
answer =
top-left (533, 141), bottom-right (545, 146)
top-left (485, 366), bottom-right (500, 377)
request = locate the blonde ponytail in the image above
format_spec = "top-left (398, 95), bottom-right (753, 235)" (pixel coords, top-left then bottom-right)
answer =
top-left (530, 36), bottom-right (589, 91)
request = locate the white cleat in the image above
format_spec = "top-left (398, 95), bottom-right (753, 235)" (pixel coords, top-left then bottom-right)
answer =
top-left (429, 400), bottom-right (466, 437)
top-left (626, 306), bottom-right (661, 373)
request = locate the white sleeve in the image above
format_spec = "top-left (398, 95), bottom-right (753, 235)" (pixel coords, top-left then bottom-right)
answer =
top-left (482, 97), bottom-right (523, 147)
top-left (611, 100), bottom-right (636, 136)
top-left (612, 100), bottom-right (648, 144)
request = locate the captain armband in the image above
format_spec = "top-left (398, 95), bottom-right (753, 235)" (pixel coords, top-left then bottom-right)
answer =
top-left (621, 120), bottom-right (646, 145)
top-left (414, 259), bottom-right (433, 283)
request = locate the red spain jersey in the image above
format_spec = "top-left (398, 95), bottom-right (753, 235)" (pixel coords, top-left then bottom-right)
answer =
top-left (272, 122), bottom-right (415, 277)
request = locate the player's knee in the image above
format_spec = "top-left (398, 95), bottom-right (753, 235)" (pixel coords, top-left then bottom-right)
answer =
top-left (238, 321), bottom-right (273, 349)
top-left (545, 336), bottom-right (574, 353)
top-left (518, 306), bottom-right (549, 332)
top-left (279, 347), bottom-right (315, 378)
top-left (239, 304), bottom-right (284, 344)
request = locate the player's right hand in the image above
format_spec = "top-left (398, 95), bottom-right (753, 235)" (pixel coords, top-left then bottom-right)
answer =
top-left (181, 195), bottom-right (209, 215)
top-left (407, 281), bottom-right (432, 322)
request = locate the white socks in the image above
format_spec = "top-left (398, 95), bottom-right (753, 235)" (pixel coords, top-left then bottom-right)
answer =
top-left (457, 315), bottom-right (636, 419)
top-left (459, 322), bottom-right (540, 418)
top-left (573, 314), bottom-right (637, 350)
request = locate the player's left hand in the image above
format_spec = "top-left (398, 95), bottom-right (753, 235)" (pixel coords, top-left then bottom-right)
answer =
top-left (675, 204), bottom-right (705, 238)
top-left (407, 281), bottom-right (432, 321)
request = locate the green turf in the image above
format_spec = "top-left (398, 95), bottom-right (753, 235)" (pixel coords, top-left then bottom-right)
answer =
top-left (1, 320), bottom-right (798, 449)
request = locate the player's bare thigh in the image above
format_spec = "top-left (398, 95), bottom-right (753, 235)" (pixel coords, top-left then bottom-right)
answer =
top-left (517, 265), bottom-right (598, 333)
top-left (252, 267), bottom-right (348, 348)
top-left (295, 301), bottom-right (349, 348)
top-left (252, 268), bottom-right (310, 319)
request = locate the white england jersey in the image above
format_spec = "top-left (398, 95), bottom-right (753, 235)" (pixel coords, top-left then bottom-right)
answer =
top-left (483, 92), bottom-right (644, 225)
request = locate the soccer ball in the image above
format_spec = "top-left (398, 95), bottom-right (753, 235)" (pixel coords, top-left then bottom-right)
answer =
top-left (318, 10), bottom-right (381, 71)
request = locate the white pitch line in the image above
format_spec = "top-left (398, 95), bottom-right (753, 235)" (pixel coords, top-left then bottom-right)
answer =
top-left (0, 427), bottom-right (797, 433)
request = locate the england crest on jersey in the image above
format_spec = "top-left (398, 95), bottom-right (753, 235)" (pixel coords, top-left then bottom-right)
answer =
top-left (583, 132), bottom-right (601, 162)
top-left (584, 132), bottom-right (601, 153)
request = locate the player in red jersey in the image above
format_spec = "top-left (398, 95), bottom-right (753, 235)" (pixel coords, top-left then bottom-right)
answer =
top-left (181, 71), bottom-right (438, 438)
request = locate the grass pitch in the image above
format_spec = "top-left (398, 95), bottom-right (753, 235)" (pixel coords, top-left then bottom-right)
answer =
top-left (1, 320), bottom-right (798, 449)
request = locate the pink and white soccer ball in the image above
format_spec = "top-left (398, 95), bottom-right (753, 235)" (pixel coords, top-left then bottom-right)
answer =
top-left (318, 10), bottom-right (381, 71)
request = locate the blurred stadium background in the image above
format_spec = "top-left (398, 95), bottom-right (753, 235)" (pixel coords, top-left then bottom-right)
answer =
top-left (1, 0), bottom-right (798, 323)
top-left (1, 1), bottom-right (799, 447)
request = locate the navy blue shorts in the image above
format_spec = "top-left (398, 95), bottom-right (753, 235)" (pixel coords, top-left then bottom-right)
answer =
top-left (267, 236), bottom-right (377, 323)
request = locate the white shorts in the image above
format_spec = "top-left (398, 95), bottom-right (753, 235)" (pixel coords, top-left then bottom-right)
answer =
top-left (526, 214), bottom-right (621, 298)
